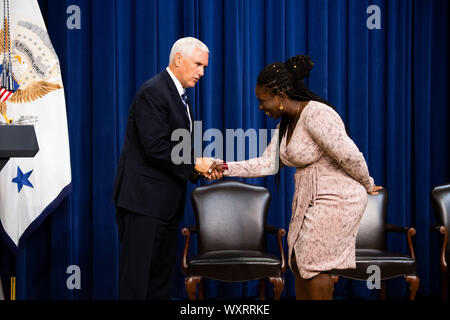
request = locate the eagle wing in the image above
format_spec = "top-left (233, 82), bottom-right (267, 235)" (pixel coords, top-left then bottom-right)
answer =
top-left (8, 81), bottom-right (63, 104)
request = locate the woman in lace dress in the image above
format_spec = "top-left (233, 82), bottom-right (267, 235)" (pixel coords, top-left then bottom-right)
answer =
top-left (220, 55), bottom-right (381, 300)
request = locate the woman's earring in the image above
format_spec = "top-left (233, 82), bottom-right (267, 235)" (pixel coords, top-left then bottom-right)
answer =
top-left (279, 101), bottom-right (284, 111)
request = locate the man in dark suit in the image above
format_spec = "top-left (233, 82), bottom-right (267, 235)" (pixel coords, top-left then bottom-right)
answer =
top-left (113, 37), bottom-right (217, 299)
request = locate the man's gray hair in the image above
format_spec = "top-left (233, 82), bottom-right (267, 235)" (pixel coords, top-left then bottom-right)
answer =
top-left (169, 37), bottom-right (209, 64)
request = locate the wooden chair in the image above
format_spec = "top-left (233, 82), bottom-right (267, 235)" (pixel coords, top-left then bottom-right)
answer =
top-left (331, 188), bottom-right (419, 300)
top-left (181, 180), bottom-right (286, 300)
top-left (431, 183), bottom-right (449, 300)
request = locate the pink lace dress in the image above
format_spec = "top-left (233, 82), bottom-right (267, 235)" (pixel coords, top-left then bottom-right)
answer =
top-left (224, 101), bottom-right (374, 279)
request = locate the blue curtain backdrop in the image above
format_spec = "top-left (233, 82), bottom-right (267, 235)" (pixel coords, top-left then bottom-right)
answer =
top-left (0, 0), bottom-right (448, 299)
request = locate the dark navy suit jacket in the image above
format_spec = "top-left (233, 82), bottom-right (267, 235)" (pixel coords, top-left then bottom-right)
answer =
top-left (113, 70), bottom-right (198, 221)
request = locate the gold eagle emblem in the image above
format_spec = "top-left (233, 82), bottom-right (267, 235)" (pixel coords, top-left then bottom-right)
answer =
top-left (0, 20), bottom-right (62, 123)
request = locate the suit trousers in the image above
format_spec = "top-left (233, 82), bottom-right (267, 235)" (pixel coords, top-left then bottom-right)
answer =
top-left (116, 206), bottom-right (179, 300)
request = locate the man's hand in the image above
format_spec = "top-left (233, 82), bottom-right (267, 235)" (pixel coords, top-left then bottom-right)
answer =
top-left (201, 158), bottom-right (224, 181)
top-left (194, 157), bottom-right (216, 174)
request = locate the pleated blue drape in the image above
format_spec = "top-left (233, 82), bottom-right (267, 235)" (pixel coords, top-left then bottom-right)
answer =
top-left (0, 0), bottom-right (448, 299)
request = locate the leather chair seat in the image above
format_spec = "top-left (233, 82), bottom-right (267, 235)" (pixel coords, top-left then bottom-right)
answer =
top-left (331, 249), bottom-right (416, 280)
top-left (187, 250), bottom-right (282, 281)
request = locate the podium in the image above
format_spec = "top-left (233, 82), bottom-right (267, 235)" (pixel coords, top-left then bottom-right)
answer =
top-left (0, 125), bottom-right (39, 300)
top-left (0, 126), bottom-right (39, 170)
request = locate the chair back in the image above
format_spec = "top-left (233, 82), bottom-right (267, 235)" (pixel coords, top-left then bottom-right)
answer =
top-left (431, 183), bottom-right (450, 229)
top-left (191, 180), bottom-right (270, 253)
top-left (355, 188), bottom-right (388, 250)
top-left (431, 183), bottom-right (450, 256)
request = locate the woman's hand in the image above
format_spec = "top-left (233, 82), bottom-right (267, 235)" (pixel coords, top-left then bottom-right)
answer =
top-left (204, 168), bottom-right (224, 181)
top-left (368, 185), bottom-right (383, 195)
top-left (210, 159), bottom-right (223, 172)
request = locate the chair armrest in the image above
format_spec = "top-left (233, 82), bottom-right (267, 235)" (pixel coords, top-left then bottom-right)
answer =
top-left (387, 224), bottom-right (416, 260)
top-left (429, 224), bottom-right (447, 272)
top-left (265, 225), bottom-right (287, 274)
top-left (182, 226), bottom-right (198, 234)
top-left (265, 225), bottom-right (282, 234)
top-left (386, 223), bottom-right (410, 233)
top-left (430, 224), bottom-right (443, 232)
top-left (181, 226), bottom-right (198, 274)
top-left (438, 226), bottom-right (448, 273)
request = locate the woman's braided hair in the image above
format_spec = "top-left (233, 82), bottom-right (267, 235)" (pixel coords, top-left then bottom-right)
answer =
top-left (256, 55), bottom-right (336, 185)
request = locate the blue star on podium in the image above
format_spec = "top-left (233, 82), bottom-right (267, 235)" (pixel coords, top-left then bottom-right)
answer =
top-left (12, 166), bottom-right (34, 192)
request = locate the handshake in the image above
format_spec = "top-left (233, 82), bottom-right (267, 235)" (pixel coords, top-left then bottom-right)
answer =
top-left (194, 157), bottom-right (225, 181)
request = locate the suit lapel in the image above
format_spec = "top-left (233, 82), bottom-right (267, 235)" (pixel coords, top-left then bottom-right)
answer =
top-left (162, 70), bottom-right (192, 130)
